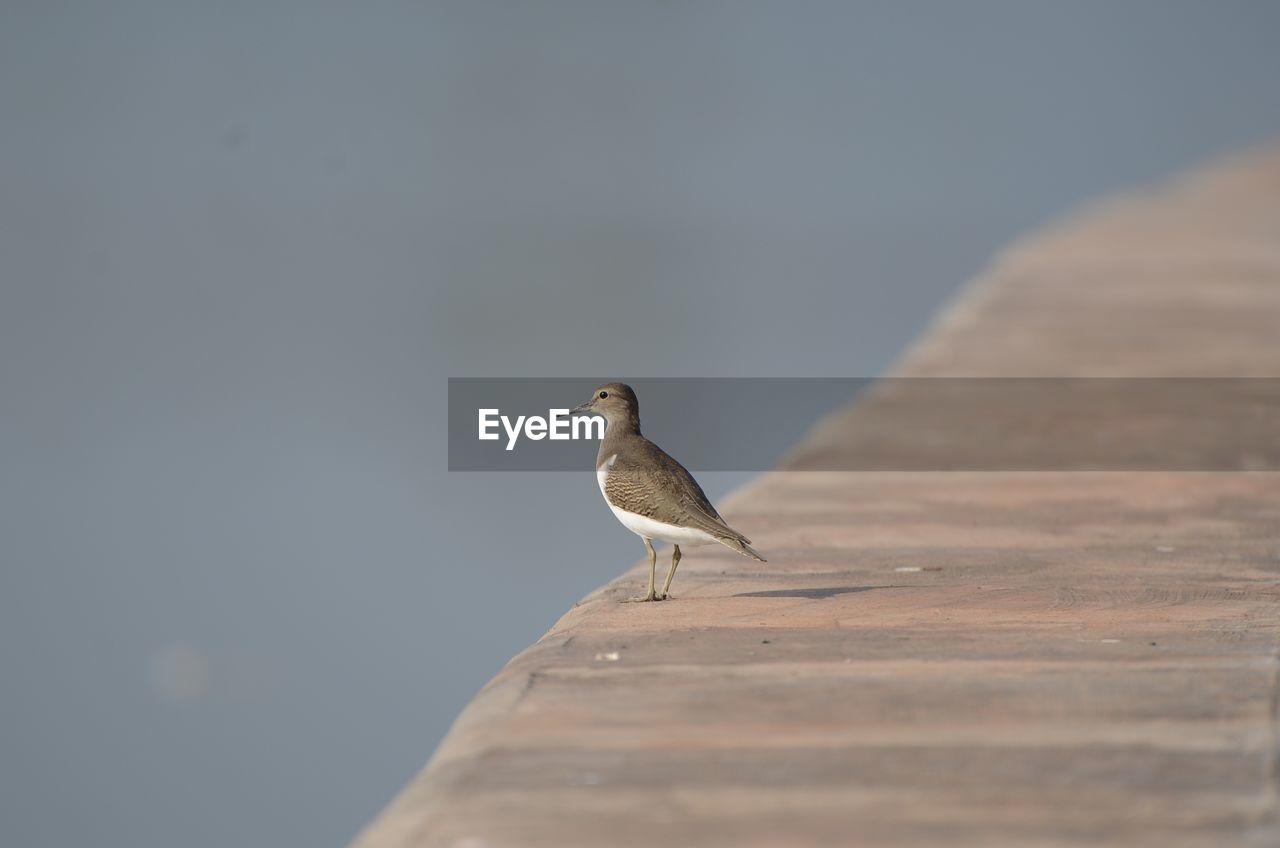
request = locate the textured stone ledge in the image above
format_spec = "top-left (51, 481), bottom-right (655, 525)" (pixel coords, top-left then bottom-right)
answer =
top-left (355, 147), bottom-right (1280, 848)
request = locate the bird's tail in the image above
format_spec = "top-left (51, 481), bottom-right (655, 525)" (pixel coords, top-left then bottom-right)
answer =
top-left (716, 535), bottom-right (767, 562)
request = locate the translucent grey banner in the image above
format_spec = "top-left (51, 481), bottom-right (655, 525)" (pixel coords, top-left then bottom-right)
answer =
top-left (447, 378), bottom-right (1280, 472)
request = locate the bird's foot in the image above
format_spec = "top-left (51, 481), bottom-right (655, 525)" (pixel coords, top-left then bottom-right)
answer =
top-left (654, 591), bottom-right (671, 601)
top-left (622, 592), bottom-right (661, 603)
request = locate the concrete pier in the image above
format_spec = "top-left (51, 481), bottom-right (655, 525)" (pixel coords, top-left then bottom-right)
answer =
top-left (356, 147), bottom-right (1280, 847)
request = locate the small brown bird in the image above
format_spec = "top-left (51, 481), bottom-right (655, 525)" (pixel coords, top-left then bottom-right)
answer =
top-left (569, 382), bottom-right (765, 602)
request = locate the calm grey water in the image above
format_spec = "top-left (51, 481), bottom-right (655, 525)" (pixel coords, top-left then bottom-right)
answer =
top-left (3, 3), bottom-right (1279, 846)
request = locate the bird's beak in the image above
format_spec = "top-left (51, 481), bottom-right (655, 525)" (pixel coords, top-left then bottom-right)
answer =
top-left (568, 400), bottom-right (594, 416)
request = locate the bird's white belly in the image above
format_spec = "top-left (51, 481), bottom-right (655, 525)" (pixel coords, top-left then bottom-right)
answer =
top-left (606, 503), bottom-right (717, 545)
top-left (597, 454), bottom-right (715, 546)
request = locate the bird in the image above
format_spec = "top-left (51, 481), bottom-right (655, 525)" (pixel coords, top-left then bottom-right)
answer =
top-left (568, 382), bottom-right (765, 602)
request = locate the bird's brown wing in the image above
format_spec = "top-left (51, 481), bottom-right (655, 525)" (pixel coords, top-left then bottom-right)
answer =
top-left (604, 440), bottom-right (752, 545)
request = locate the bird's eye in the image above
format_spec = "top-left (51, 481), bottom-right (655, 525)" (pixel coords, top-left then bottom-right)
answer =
top-left (599, 391), bottom-right (609, 399)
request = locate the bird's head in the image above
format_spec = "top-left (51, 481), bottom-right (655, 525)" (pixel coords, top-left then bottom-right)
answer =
top-left (569, 382), bottom-right (640, 431)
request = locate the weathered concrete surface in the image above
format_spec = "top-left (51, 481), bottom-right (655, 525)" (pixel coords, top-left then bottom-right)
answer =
top-left (356, 147), bottom-right (1280, 847)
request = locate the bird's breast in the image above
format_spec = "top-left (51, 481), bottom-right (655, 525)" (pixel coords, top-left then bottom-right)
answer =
top-left (595, 453), bottom-right (617, 500)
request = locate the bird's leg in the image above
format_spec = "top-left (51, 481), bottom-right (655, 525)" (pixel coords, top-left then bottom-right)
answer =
top-left (623, 538), bottom-right (659, 602)
top-left (657, 544), bottom-right (681, 600)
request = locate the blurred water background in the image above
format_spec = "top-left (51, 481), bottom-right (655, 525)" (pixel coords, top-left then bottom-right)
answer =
top-left (3, 3), bottom-right (1280, 845)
